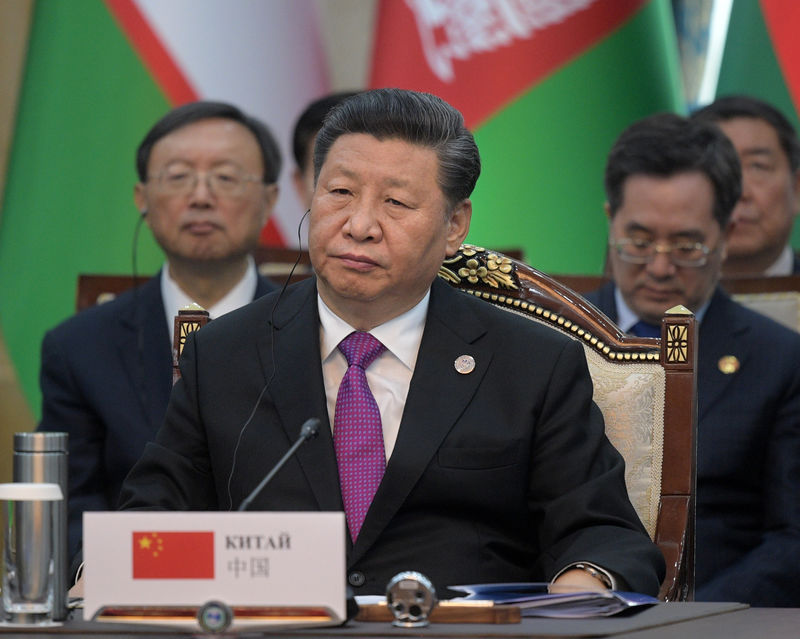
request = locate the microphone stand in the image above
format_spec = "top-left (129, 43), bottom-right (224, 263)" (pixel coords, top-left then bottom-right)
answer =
top-left (237, 418), bottom-right (320, 511)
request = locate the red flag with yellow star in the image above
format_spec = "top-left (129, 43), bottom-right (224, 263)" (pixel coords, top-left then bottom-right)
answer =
top-left (132, 531), bottom-right (214, 579)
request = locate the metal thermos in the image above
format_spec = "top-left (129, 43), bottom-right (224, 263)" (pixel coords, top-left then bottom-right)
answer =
top-left (13, 432), bottom-right (68, 621)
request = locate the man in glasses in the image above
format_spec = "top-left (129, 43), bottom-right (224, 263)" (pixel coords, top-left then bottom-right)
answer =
top-left (38, 101), bottom-right (279, 559)
top-left (585, 113), bottom-right (800, 606)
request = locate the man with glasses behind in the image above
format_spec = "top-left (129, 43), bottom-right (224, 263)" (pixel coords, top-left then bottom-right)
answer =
top-left (38, 102), bottom-right (279, 560)
top-left (585, 113), bottom-right (800, 605)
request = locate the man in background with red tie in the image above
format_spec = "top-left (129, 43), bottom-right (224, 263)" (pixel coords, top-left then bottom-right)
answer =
top-left (120, 89), bottom-right (664, 596)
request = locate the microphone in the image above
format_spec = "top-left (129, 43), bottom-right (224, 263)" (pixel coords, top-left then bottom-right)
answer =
top-left (225, 208), bottom-right (312, 509)
top-left (237, 418), bottom-right (321, 512)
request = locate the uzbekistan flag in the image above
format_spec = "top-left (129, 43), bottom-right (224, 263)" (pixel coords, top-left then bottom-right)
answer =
top-left (0, 0), bottom-right (329, 421)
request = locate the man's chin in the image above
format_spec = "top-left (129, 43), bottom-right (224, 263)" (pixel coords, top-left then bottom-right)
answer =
top-left (631, 297), bottom-right (679, 325)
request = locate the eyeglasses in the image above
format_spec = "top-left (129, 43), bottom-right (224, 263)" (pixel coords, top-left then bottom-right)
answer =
top-left (611, 237), bottom-right (713, 268)
top-left (149, 165), bottom-right (263, 198)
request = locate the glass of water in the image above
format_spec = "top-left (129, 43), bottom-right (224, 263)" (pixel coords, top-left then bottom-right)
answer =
top-left (0, 482), bottom-right (63, 626)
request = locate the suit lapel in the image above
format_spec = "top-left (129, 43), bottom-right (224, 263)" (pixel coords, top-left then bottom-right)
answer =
top-left (349, 280), bottom-right (493, 562)
top-left (257, 278), bottom-right (343, 512)
top-left (697, 289), bottom-right (751, 420)
top-left (116, 275), bottom-right (173, 430)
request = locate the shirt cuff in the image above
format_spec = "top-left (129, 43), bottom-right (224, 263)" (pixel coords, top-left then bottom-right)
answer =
top-left (551, 561), bottom-right (618, 590)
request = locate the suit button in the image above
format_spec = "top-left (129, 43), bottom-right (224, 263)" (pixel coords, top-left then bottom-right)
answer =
top-left (348, 571), bottom-right (366, 587)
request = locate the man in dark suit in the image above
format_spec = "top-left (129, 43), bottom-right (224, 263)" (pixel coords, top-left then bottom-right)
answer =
top-left (585, 113), bottom-right (800, 606)
top-left (119, 89), bottom-right (664, 596)
top-left (692, 95), bottom-right (800, 276)
top-left (38, 102), bottom-right (280, 558)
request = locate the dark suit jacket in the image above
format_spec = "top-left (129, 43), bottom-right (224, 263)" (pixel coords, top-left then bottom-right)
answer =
top-left (585, 283), bottom-right (800, 605)
top-left (119, 277), bottom-right (664, 596)
top-left (38, 270), bottom-right (275, 558)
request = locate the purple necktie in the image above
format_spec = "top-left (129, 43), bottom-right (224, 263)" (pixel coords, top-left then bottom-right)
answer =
top-left (333, 331), bottom-right (386, 541)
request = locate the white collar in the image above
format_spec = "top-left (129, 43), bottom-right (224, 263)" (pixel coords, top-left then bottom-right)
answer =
top-left (318, 290), bottom-right (430, 371)
top-left (161, 256), bottom-right (258, 342)
top-left (613, 285), bottom-right (710, 331)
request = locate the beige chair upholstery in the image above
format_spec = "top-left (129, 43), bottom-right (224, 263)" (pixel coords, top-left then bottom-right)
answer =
top-left (438, 245), bottom-right (697, 601)
top-left (731, 291), bottom-right (800, 332)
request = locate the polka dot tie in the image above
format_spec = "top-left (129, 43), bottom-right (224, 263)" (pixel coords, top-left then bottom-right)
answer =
top-left (333, 331), bottom-right (386, 542)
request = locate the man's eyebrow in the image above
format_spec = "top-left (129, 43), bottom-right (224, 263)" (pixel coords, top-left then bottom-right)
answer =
top-left (623, 222), bottom-right (706, 240)
top-left (622, 222), bottom-right (654, 234)
top-left (382, 176), bottom-right (414, 188)
top-left (739, 146), bottom-right (777, 158)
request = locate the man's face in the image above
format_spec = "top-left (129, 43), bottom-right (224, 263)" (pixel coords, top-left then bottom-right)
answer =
top-left (607, 172), bottom-right (730, 325)
top-left (717, 116), bottom-right (800, 270)
top-left (134, 118), bottom-right (277, 265)
top-left (308, 133), bottom-right (471, 329)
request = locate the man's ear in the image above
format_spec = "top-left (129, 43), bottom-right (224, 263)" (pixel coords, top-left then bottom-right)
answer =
top-left (792, 168), bottom-right (800, 218)
top-left (445, 199), bottom-right (472, 256)
top-left (604, 201), bottom-right (612, 221)
top-left (133, 183), bottom-right (149, 219)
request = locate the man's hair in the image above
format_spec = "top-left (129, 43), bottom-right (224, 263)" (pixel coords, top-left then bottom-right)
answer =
top-left (292, 91), bottom-right (359, 171)
top-left (605, 113), bottom-right (741, 227)
top-left (692, 94), bottom-right (800, 172)
top-left (136, 101), bottom-right (282, 184)
top-left (314, 88), bottom-right (481, 209)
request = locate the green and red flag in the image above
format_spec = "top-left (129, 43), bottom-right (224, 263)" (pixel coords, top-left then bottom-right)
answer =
top-left (370, 0), bottom-right (684, 274)
top-left (715, 0), bottom-right (800, 250)
top-left (0, 0), bottom-right (329, 415)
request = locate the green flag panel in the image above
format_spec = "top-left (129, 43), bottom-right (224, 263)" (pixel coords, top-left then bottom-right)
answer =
top-left (467, 0), bottom-right (683, 275)
top-left (0, 0), bottom-right (169, 413)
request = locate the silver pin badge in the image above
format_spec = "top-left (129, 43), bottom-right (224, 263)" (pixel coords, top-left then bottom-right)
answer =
top-left (454, 355), bottom-right (475, 374)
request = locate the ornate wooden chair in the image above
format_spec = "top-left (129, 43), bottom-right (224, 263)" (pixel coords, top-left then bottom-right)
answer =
top-left (438, 245), bottom-right (697, 601)
top-left (172, 304), bottom-right (210, 384)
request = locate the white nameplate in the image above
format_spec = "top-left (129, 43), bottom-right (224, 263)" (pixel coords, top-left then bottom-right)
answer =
top-left (83, 512), bottom-right (346, 629)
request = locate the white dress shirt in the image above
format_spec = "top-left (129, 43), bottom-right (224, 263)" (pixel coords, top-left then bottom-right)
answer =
top-left (613, 286), bottom-right (709, 332)
top-left (161, 256), bottom-right (258, 345)
top-left (319, 291), bottom-right (429, 460)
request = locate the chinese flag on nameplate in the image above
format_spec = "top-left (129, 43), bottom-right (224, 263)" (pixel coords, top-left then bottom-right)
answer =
top-left (132, 531), bottom-right (214, 579)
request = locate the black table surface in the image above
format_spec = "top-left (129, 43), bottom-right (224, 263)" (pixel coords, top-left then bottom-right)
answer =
top-left (4, 602), bottom-right (793, 638)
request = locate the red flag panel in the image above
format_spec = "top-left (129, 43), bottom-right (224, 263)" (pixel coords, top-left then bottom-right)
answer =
top-left (760, 0), bottom-right (800, 115)
top-left (132, 531), bottom-right (215, 579)
top-left (370, 0), bottom-right (646, 128)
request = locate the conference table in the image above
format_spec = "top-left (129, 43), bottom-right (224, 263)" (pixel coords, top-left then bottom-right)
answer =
top-left (1, 603), bottom-right (799, 638)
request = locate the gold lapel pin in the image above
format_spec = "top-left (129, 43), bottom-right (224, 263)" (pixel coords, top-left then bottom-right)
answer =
top-left (718, 355), bottom-right (740, 375)
top-left (454, 355), bottom-right (475, 374)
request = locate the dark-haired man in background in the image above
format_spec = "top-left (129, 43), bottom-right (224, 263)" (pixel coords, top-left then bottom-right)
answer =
top-left (585, 113), bottom-right (800, 605)
top-left (120, 88), bottom-right (664, 597)
top-left (291, 91), bottom-right (359, 210)
top-left (38, 101), bottom-right (279, 558)
top-left (693, 94), bottom-right (800, 276)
